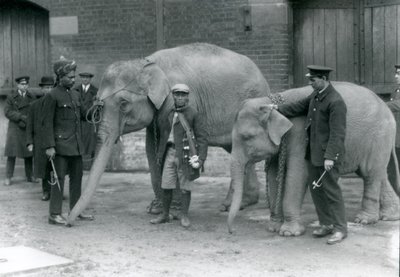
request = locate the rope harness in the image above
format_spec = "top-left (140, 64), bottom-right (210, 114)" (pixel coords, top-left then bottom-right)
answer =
top-left (264, 93), bottom-right (287, 218)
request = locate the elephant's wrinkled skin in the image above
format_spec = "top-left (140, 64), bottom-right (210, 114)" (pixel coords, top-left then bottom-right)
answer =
top-left (67, 43), bottom-right (271, 224)
top-left (228, 82), bottom-right (400, 235)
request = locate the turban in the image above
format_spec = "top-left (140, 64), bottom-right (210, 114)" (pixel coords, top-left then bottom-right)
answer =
top-left (53, 56), bottom-right (77, 77)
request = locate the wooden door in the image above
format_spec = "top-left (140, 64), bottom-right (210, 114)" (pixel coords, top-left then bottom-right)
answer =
top-left (292, 0), bottom-right (400, 96)
top-left (292, 0), bottom-right (357, 87)
top-left (362, 0), bottom-right (400, 95)
top-left (0, 0), bottom-right (50, 95)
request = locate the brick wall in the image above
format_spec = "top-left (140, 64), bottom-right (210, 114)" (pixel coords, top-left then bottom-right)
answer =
top-left (20, 0), bottom-right (290, 176)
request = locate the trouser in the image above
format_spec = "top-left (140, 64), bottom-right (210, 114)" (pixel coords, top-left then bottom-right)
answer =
top-left (49, 155), bottom-right (83, 215)
top-left (6, 156), bottom-right (33, 179)
top-left (308, 164), bottom-right (347, 234)
top-left (42, 162), bottom-right (52, 194)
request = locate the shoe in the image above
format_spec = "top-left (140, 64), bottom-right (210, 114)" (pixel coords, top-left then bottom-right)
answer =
top-left (41, 192), bottom-right (50, 201)
top-left (4, 178), bottom-right (11, 186)
top-left (48, 214), bottom-right (67, 225)
top-left (180, 215), bottom-right (191, 228)
top-left (150, 214), bottom-right (170, 224)
top-left (312, 225), bottom-right (333, 238)
top-left (327, 231), bottom-right (347, 245)
top-left (77, 213), bottom-right (94, 221)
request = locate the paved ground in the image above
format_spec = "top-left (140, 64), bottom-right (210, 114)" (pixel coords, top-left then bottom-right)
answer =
top-left (0, 163), bottom-right (398, 277)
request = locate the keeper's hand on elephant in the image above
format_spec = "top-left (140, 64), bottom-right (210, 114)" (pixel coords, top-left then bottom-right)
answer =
top-left (324, 159), bottom-right (334, 171)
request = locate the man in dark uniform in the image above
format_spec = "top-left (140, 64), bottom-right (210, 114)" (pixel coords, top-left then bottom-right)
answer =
top-left (26, 76), bottom-right (55, 201)
top-left (386, 64), bottom-right (400, 165)
top-left (3, 76), bottom-right (35, 186)
top-left (273, 65), bottom-right (348, 245)
top-left (41, 57), bottom-right (94, 225)
top-left (75, 72), bottom-right (98, 168)
top-left (150, 84), bottom-right (208, 228)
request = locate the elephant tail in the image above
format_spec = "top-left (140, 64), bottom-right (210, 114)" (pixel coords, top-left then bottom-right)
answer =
top-left (388, 146), bottom-right (400, 197)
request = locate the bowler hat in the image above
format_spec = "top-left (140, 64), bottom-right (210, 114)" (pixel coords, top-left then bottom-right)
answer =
top-left (15, 76), bottom-right (30, 83)
top-left (305, 65), bottom-right (333, 78)
top-left (395, 64), bottom-right (400, 70)
top-left (39, 76), bottom-right (55, 87)
top-left (171, 83), bottom-right (190, 94)
top-left (79, 72), bottom-right (94, 78)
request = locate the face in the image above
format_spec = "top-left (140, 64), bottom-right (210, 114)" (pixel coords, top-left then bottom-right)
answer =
top-left (60, 71), bottom-right (75, 89)
top-left (173, 91), bottom-right (189, 108)
top-left (81, 76), bottom-right (91, 86)
top-left (17, 81), bottom-right (29, 93)
top-left (308, 76), bottom-right (326, 91)
top-left (395, 69), bottom-right (400, 85)
top-left (40, 85), bottom-right (53, 94)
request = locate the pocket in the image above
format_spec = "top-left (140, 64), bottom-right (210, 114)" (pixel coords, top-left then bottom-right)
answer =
top-left (57, 103), bottom-right (75, 120)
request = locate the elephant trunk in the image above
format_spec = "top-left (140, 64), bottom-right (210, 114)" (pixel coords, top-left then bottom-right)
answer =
top-left (227, 157), bottom-right (246, 234)
top-left (67, 115), bottom-right (119, 225)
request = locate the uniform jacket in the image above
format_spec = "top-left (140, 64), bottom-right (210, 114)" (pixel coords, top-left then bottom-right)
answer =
top-left (387, 88), bottom-right (400, 147)
top-left (157, 105), bottom-right (208, 181)
top-left (74, 83), bottom-right (98, 156)
top-left (26, 96), bottom-right (49, 178)
top-left (4, 90), bottom-right (35, 157)
top-left (278, 83), bottom-right (347, 166)
top-left (41, 85), bottom-right (88, 156)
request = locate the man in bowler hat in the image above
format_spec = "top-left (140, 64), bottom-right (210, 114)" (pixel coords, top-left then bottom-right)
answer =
top-left (26, 76), bottom-right (55, 201)
top-left (272, 65), bottom-right (348, 245)
top-left (386, 64), bottom-right (400, 169)
top-left (75, 72), bottom-right (98, 168)
top-left (41, 57), bottom-right (94, 225)
top-left (3, 76), bottom-right (35, 186)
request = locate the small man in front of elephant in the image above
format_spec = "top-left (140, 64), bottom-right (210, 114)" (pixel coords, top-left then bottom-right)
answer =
top-left (3, 76), bottom-right (36, 186)
top-left (41, 57), bottom-right (94, 225)
top-left (386, 64), bottom-right (400, 168)
top-left (150, 83), bottom-right (208, 228)
top-left (26, 76), bottom-right (55, 201)
top-left (271, 65), bottom-right (348, 245)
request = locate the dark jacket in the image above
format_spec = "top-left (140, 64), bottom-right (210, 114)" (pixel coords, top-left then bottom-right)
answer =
top-left (387, 88), bottom-right (400, 148)
top-left (278, 83), bottom-right (347, 166)
top-left (26, 96), bottom-right (49, 178)
top-left (157, 105), bottom-right (208, 181)
top-left (4, 90), bottom-right (35, 157)
top-left (41, 85), bottom-right (87, 156)
top-left (75, 84), bottom-right (98, 156)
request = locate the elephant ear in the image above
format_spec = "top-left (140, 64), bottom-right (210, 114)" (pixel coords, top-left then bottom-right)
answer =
top-left (140, 61), bottom-right (170, 110)
top-left (259, 105), bottom-right (293, 146)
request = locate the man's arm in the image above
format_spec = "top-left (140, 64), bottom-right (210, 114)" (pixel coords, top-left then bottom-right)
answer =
top-left (193, 113), bottom-right (209, 166)
top-left (41, 94), bottom-right (56, 150)
top-left (277, 94), bottom-right (311, 118)
top-left (4, 95), bottom-right (26, 123)
top-left (387, 99), bottom-right (400, 112)
top-left (26, 104), bottom-right (35, 148)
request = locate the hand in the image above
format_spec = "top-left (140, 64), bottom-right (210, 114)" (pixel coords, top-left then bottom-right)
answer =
top-left (20, 115), bottom-right (27, 123)
top-left (27, 144), bottom-right (33, 152)
top-left (46, 147), bottom-right (56, 159)
top-left (189, 155), bottom-right (201, 169)
top-left (18, 120), bottom-right (26, 129)
top-left (324, 159), bottom-right (334, 171)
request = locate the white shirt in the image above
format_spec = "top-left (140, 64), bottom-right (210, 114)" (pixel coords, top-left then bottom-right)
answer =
top-left (82, 84), bottom-right (91, 93)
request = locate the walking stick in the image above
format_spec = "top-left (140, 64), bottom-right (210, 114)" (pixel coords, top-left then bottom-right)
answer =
top-left (49, 157), bottom-right (61, 192)
top-left (312, 170), bottom-right (327, 189)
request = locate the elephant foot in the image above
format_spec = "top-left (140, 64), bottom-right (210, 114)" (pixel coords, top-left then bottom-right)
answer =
top-left (278, 221), bottom-right (305, 237)
top-left (379, 206), bottom-right (400, 221)
top-left (266, 219), bottom-right (283, 233)
top-left (354, 211), bottom-right (379, 224)
top-left (147, 199), bottom-right (163, 215)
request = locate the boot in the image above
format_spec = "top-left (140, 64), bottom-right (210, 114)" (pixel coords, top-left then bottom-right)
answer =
top-left (180, 190), bottom-right (191, 228)
top-left (150, 189), bottom-right (172, 224)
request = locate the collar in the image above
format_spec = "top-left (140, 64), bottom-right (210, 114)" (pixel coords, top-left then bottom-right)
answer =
top-left (174, 105), bottom-right (189, 113)
top-left (314, 83), bottom-right (332, 101)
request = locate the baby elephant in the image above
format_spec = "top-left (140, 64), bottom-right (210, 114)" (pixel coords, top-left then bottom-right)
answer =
top-left (228, 82), bottom-right (399, 235)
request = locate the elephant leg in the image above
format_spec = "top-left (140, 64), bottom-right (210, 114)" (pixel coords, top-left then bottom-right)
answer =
top-left (379, 179), bottom-right (400, 221)
top-left (266, 156), bottom-right (284, 233)
top-left (354, 174), bottom-right (383, 224)
top-left (278, 158), bottom-right (308, 237)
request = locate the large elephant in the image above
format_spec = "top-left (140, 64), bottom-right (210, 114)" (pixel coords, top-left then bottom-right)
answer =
top-left (67, 43), bottom-right (270, 224)
top-left (228, 82), bottom-right (400, 235)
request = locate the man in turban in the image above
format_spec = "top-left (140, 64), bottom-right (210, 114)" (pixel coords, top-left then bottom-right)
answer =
top-left (41, 57), bottom-right (94, 225)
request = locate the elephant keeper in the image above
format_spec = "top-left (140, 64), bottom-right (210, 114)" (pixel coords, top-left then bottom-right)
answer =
top-left (271, 65), bottom-right (348, 245)
top-left (41, 57), bottom-right (94, 226)
top-left (150, 83), bottom-right (208, 228)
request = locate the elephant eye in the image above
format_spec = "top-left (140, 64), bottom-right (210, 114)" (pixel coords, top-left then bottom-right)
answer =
top-left (241, 132), bottom-right (255, 140)
top-left (119, 99), bottom-right (131, 113)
